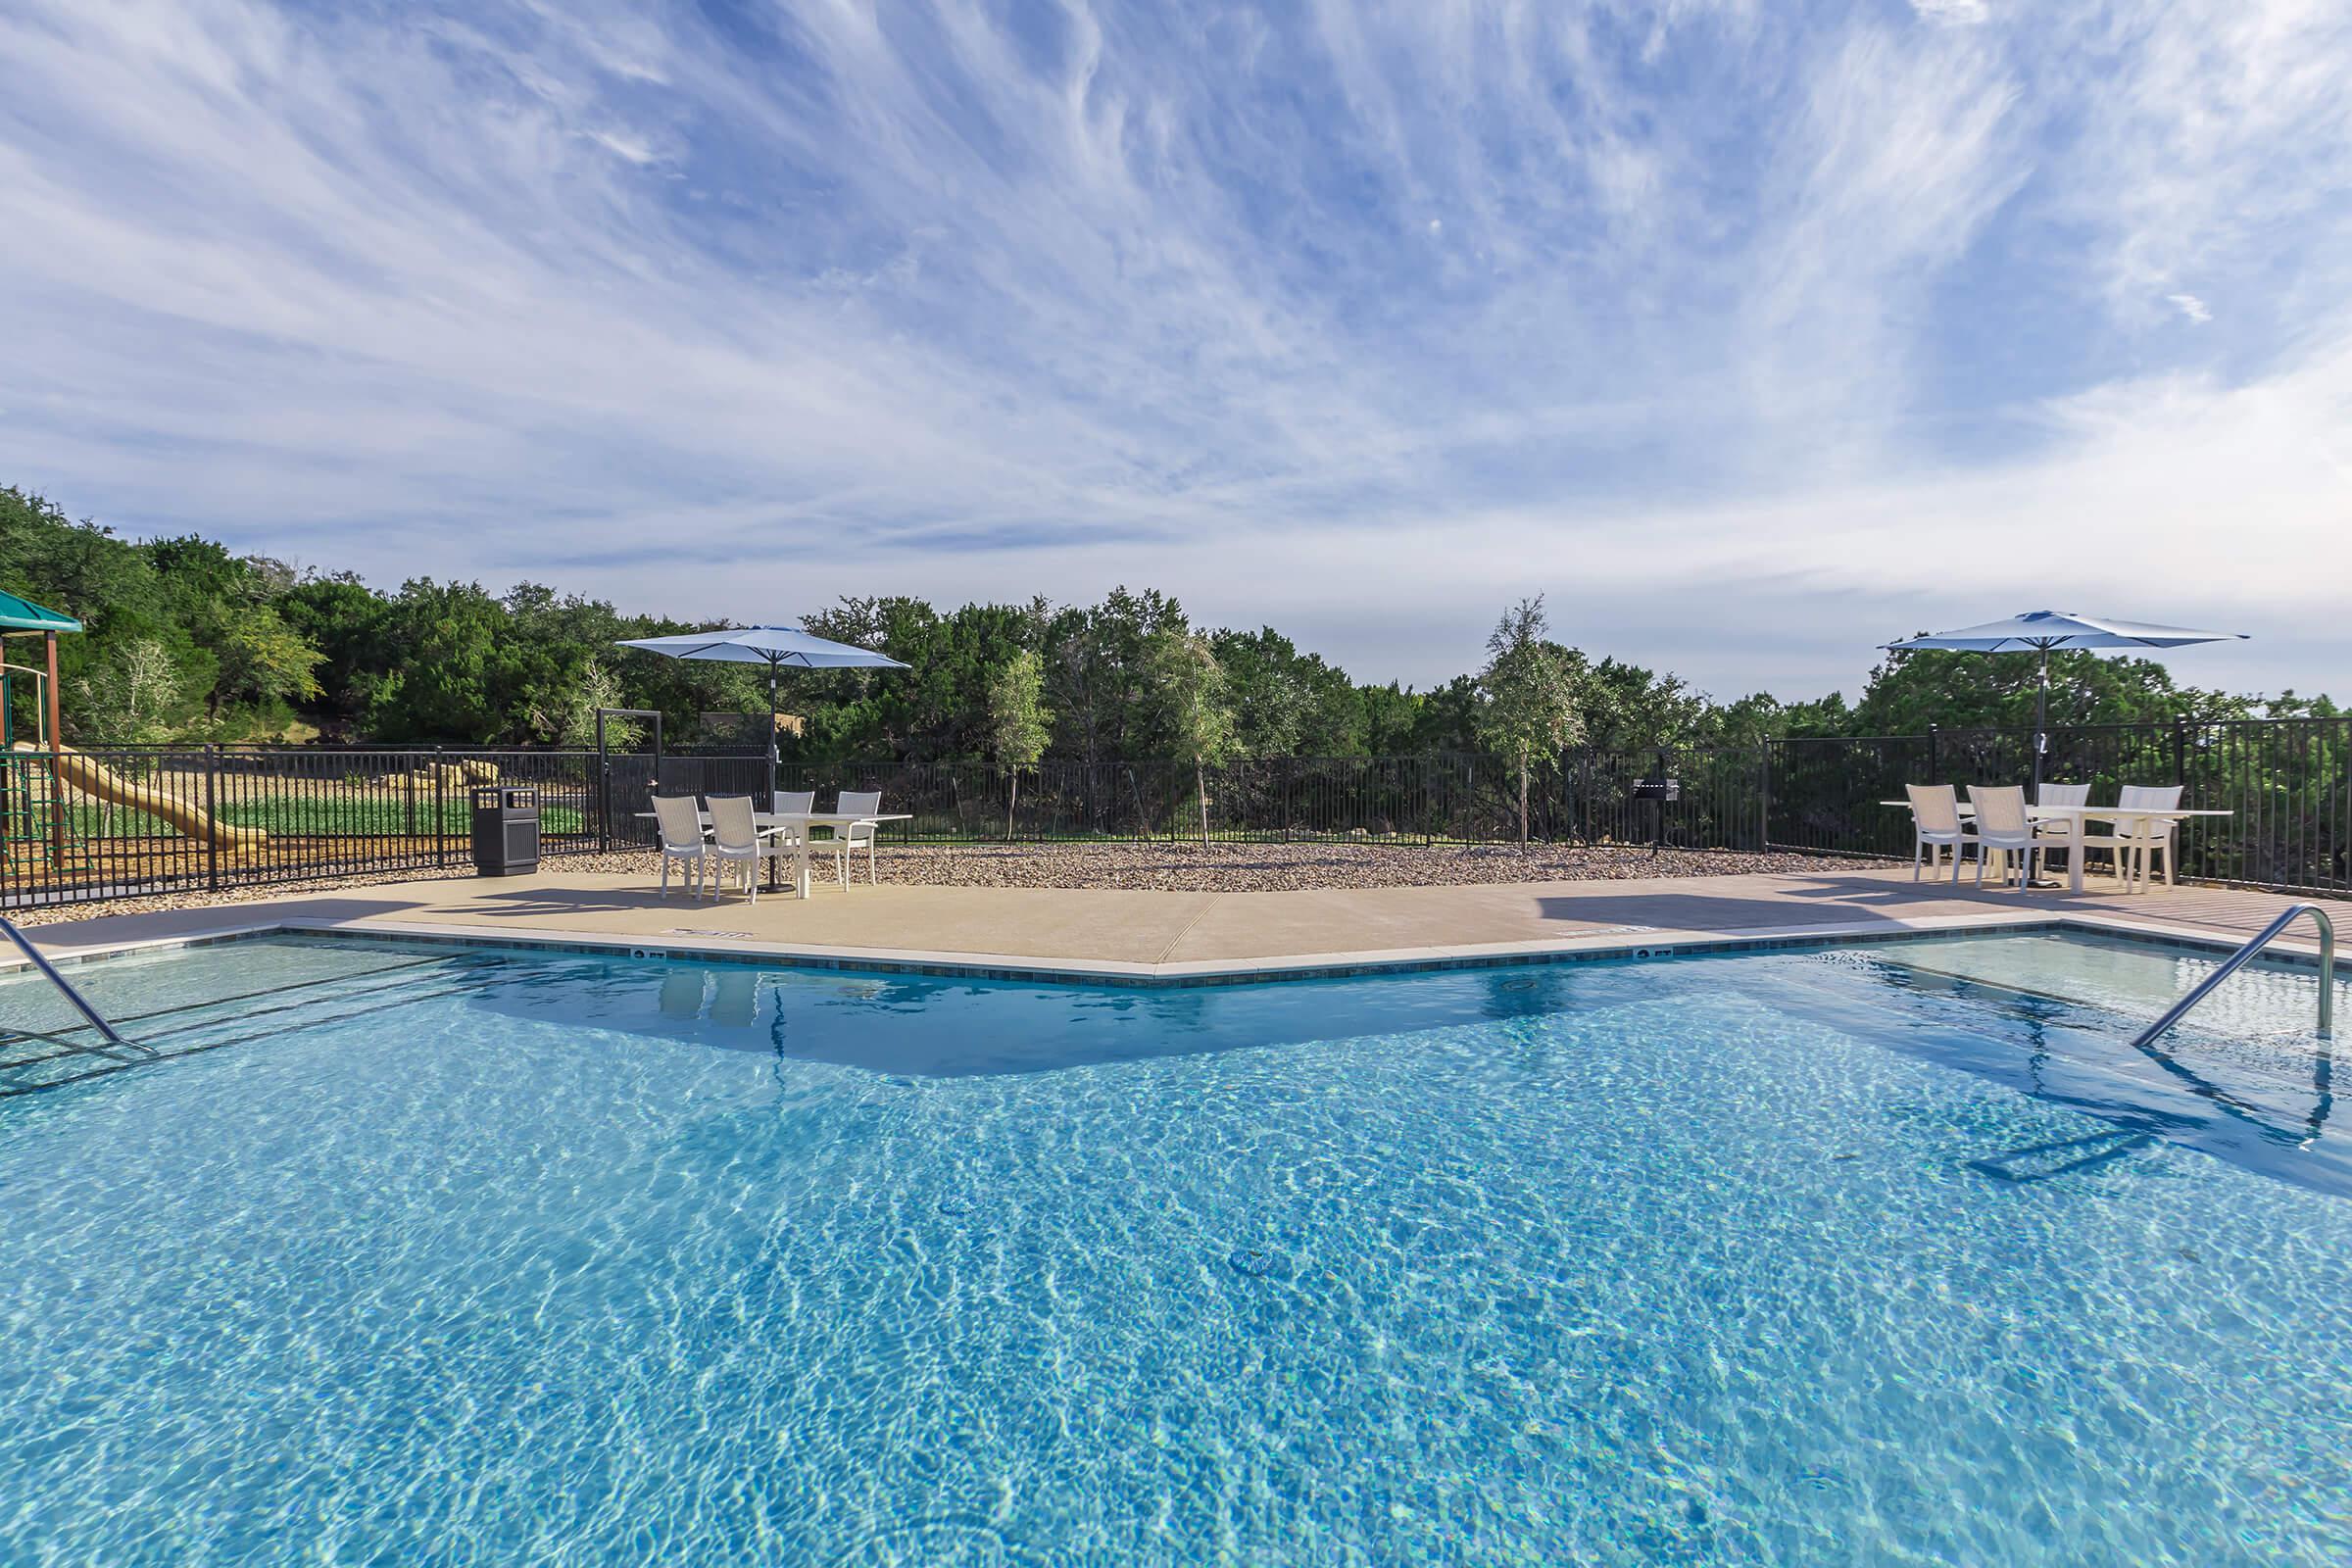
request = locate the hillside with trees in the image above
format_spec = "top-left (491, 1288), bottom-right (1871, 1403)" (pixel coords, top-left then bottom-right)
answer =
top-left (1, 485), bottom-right (2327, 759)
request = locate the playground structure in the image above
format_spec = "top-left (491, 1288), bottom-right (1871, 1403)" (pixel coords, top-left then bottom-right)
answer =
top-left (0, 589), bottom-right (267, 883)
top-left (1, 589), bottom-right (81, 877)
top-left (20, 744), bottom-right (268, 853)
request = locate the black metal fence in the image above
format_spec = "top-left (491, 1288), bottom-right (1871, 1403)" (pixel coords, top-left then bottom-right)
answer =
top-left (601, 750), bottom-right (1760, 853)
top-left (1764, 719), bottom-right (2352, 894)
top-left (0, 717), bottom-right (2343, 907)
top-left (0, 746), bottom-right (602, 907)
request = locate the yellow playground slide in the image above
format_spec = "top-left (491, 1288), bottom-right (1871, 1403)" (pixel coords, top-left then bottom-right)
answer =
top-left (15, 743), bottom-right (269, 854)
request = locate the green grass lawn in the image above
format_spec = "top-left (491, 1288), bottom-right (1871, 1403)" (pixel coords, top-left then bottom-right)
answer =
top-left (216, 800), bottom-right (588, 836)
top-left (42, 797), bottom-right (590, 840)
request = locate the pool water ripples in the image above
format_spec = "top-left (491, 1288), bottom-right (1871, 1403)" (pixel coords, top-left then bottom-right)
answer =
top-left (0, 934), bottom-right (2348, 1563)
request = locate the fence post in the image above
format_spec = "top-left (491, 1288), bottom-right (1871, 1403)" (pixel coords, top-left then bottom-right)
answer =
top-left (2172, 715), bottom-right (2192, 880)
top-left (596, 714), bottom-right (610, 853)
top-left (1654, 747), bottom-right (1670, 854)
top-left (1759, 741), bottom-right (1773, 853)
top-left (434, 746), bottom-right (447, 868)
top-left (203, 745), bottom-right (220, 893)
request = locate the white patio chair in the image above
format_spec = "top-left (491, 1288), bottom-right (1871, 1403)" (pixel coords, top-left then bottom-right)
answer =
top-left (707, 795), bottom-right (786, 904)
top-left (1967, 785), bottom-right (2039, 889)
top-left (768, 790), bottom-right (814, 851)
top-left (2082, 784), bottom-right (2183, 891)
top-left (831, 790), bottom-right (883, 889)
top-left (1905, 784), bottom-right (1975, 882)
top-left (2033, 781), bottom-right (2090, 877)
top-left (652, 795), bottom-right (709, 898)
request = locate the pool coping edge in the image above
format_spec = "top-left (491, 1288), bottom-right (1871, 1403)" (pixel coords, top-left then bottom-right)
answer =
top-left (3, 906), bottom-right (2331, 989)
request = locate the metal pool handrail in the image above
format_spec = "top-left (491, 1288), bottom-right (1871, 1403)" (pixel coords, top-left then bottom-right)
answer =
top-left (0, 914), bottom-right (144, 1054)
top-left (2132, 903), bottom-right (2335, 1052)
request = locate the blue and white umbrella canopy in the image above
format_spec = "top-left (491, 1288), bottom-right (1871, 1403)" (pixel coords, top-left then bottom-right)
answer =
top-left (1883, 611), bottom-right (2246, 657)
top-left (1882, 611), bottom-right (2245, 789)
top-left (615, 625), bottom-right (910, 670)
top-left (615, 626), bottom-right (907, 798)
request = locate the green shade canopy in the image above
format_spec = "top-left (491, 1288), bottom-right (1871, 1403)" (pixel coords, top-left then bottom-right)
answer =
top-left (0, 589), bottom-right (80, 634)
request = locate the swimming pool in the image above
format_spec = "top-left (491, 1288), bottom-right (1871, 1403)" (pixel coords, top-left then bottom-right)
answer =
top-left (2, 931), bottom-right (2348, 1563)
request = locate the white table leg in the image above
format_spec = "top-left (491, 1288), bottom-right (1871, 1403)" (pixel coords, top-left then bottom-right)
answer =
top-left (796, 836), bottom-right (811, 899)
top-left (2069, 822), bottom-right (2084, 894)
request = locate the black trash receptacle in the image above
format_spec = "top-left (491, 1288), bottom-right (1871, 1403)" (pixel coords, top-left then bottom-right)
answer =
top-left (1630, 777), bottom-right (1680, 855)
top-left (471, 786), bottom-right (541, 876)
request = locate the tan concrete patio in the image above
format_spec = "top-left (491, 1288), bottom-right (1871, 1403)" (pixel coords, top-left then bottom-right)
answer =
top-left (18, 862), bottom-right (2344, 978)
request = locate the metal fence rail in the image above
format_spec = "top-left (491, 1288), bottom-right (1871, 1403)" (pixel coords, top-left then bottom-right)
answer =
top-left (0, 746), bottom-right (602, 907)
top-left (1762, 719), bottom-right (2352, 895)
top-left (600, 750), bottom-right (1767, 853)
top-left (0, 716), bottom-right (2342, 907)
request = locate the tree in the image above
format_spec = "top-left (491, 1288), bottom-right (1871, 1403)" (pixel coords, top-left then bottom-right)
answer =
top-left (216, 605), bottom-right (324, 716)
top-left (1041, 588), bottom-right (1189, 827)
top-left (278, 573), bottom-right (388, 733)
top-left (529, 657), bottom-right (638, 748)
top-left (8, 481), bottom-right (2337, 759)
top-left (799, 596), bottom-right (1041, 764)
top-left (1349, 681), bottom-right (1421, 754)
top-left (1141, 628), bottom-right (1238, 846)
top-left (140, 535), bottom-right (319, 726)
top-left (1475, 596), bottom-right (1586, 846)
top-left (984, 650), bottom-right (1053, 839)
top-left (74, 637), bottom-right (196, 744)
top-left (1581, 657), bottom-right (1706, 751)
top-left (1210, 627), bottom-right (1366, 757)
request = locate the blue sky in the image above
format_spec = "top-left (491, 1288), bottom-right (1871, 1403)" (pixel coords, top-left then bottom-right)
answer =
top-left (2, 0), bottom-right (2347, 701)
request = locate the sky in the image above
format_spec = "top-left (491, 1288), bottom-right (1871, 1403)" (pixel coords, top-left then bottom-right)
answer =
top-left (1, 0), bottom-right (2347, 703)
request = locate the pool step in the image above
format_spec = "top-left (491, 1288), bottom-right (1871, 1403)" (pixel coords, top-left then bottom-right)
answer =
top-left (1784, 951), bottom-right (2344, 1185)
top-left (0, 953), bottom-right (515, 1097)
top-left (1837, 941), bottom-right (2343, 1047)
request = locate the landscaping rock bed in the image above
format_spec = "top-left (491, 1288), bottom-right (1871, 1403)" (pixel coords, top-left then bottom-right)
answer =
top-left (862, 841), bottom-right (1884, 892)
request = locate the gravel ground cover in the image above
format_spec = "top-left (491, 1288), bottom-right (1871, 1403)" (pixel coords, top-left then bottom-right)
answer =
top-left (4, 842), bottom-right (1883, 927)
top-left (855, 841), bottom-right (1883, 892)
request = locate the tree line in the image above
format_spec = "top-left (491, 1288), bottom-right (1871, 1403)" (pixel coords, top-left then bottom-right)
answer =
top-left (2, 486), bottom-right (2332, 776)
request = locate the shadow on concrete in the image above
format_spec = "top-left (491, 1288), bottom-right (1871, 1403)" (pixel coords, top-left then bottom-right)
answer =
top-left (440, 885), bottom-right (741, 918)
top-left (1762, 871), bottom-right (2132, 906)
top-left (1527, 875), bottom-right (2103, 935)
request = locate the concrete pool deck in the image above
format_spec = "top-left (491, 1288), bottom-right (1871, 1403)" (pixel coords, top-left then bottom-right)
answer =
top-left (14, 863), bottom-right (2346, 980)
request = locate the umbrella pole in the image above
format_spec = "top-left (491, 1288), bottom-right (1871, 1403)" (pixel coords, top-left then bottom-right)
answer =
top-left (765, 662), bottom-right (783, 894)
top-left (2032, 644), bottom-right (2049, 801)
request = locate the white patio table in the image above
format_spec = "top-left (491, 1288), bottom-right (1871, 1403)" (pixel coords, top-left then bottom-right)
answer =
top-left (634, 808), bottom-right (913, 897)
top-left (1878, 802), bottom-right (2231, 894)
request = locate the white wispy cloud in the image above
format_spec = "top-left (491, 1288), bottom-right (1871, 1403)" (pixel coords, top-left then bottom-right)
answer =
top-left (586, 128), bottom-right (660, 166)
top-left (1910, 0), bottom-right (1991, 25)
top-left (0, 0), bottom-right (2345, 700)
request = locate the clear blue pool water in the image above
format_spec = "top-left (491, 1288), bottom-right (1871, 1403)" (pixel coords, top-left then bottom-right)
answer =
top-left (2, 932), bottom-right (2349, 1565)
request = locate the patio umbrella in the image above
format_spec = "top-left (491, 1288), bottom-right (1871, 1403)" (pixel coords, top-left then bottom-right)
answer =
top-left (1882, 611), bottom-right (2246, 794)
top-left (615, 626), bottom-right (908, 801)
